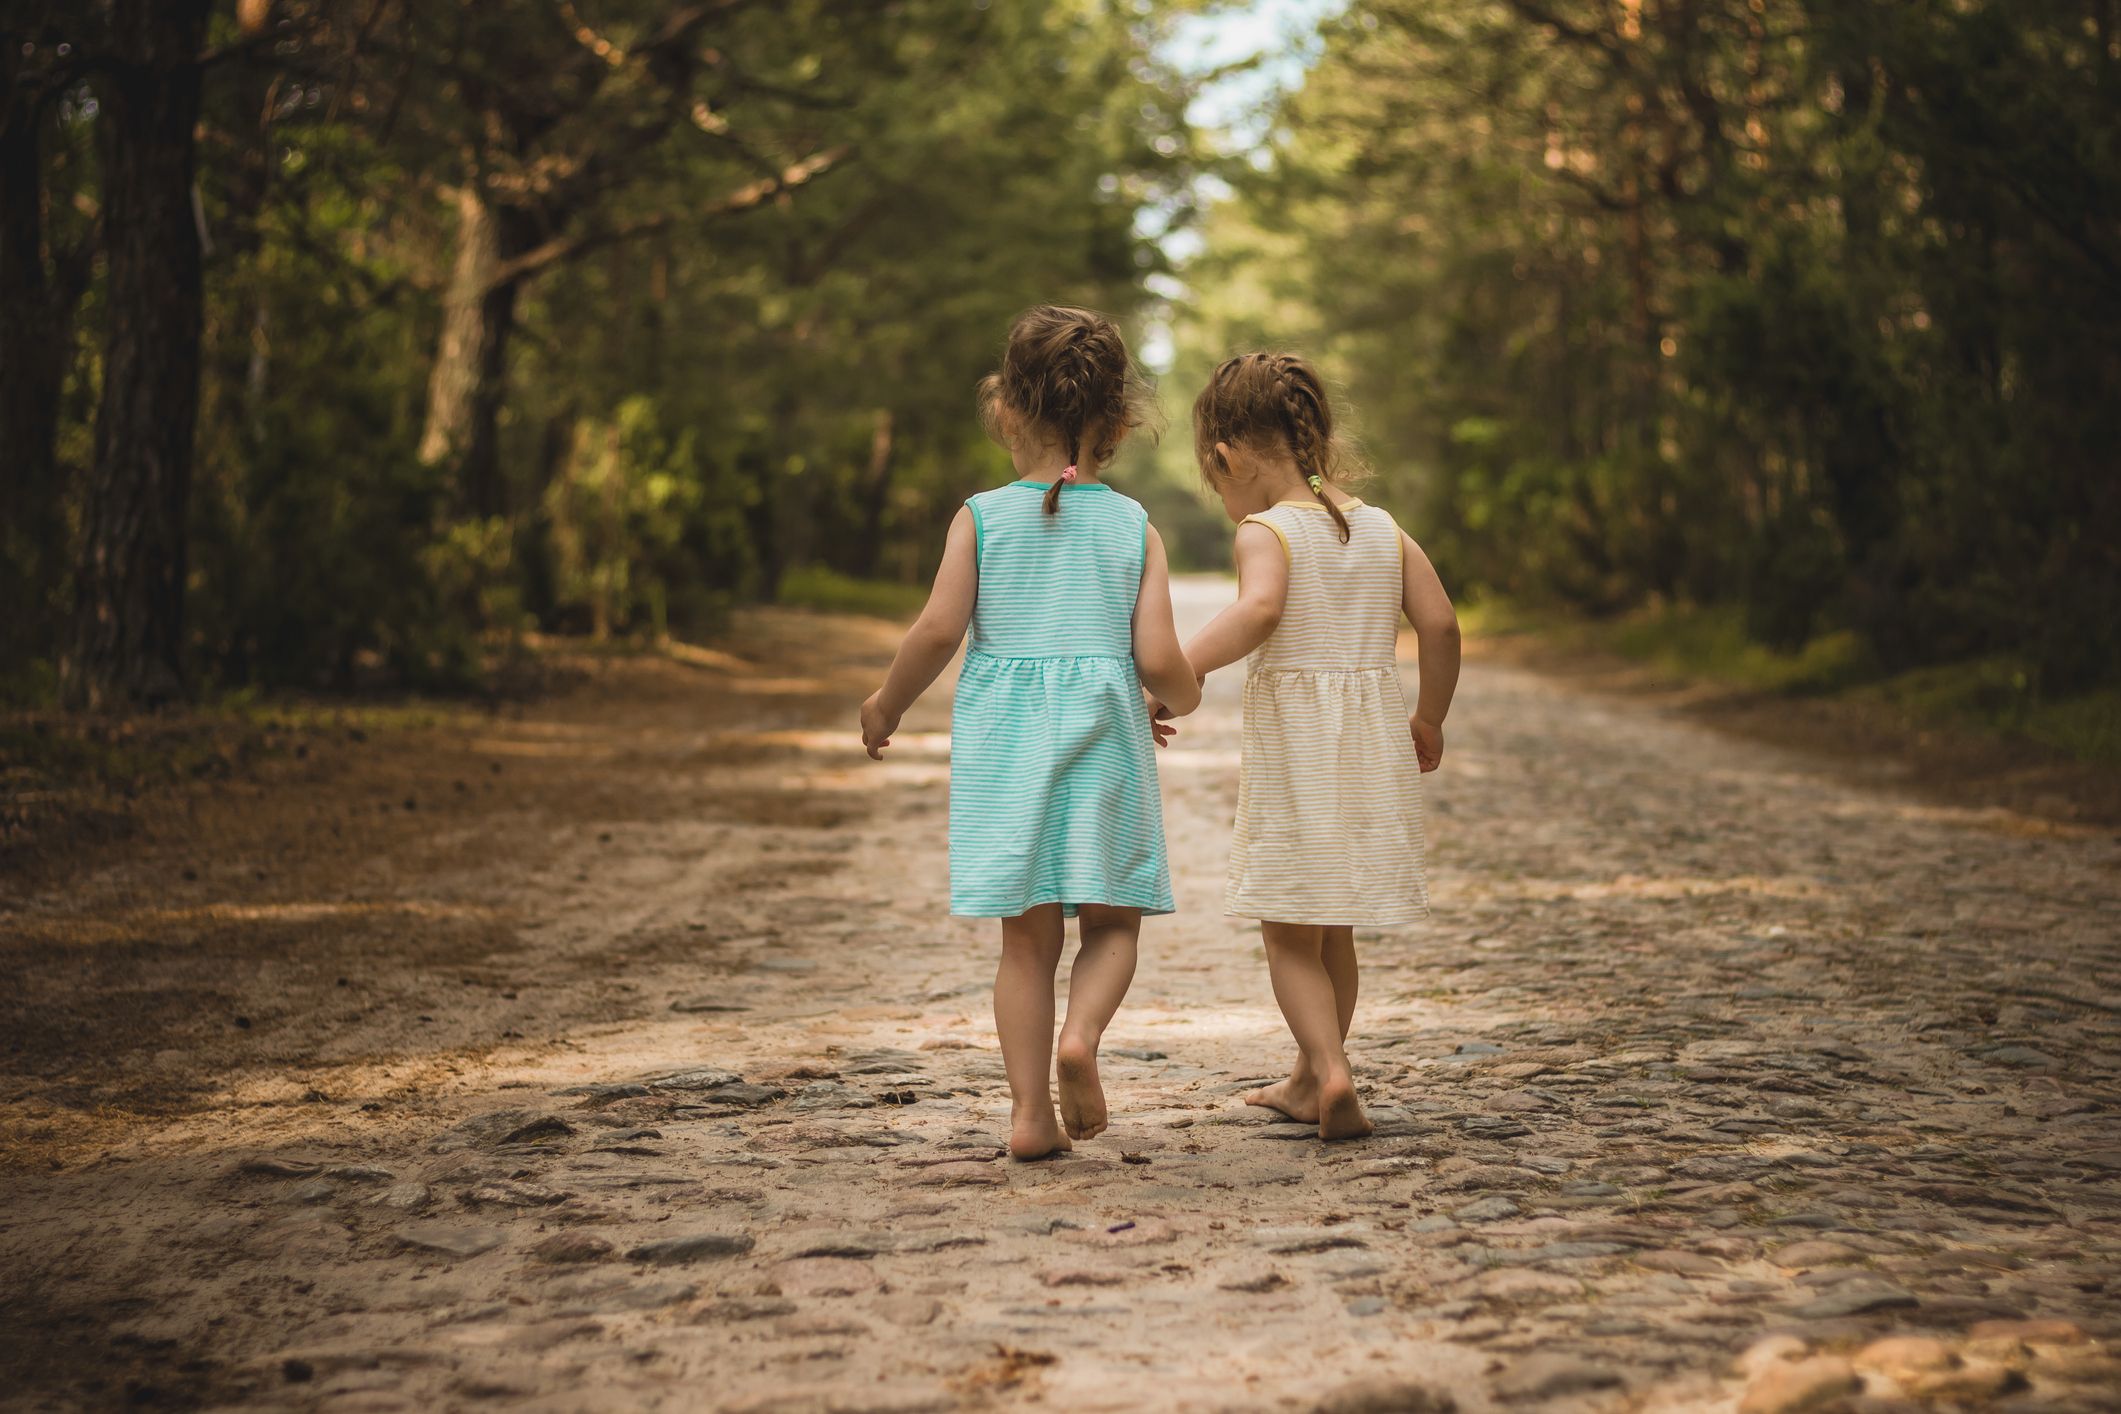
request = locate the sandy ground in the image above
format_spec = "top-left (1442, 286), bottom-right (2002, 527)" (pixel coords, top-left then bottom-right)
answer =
top-left (2, 577), bottom-right (2118, 1413)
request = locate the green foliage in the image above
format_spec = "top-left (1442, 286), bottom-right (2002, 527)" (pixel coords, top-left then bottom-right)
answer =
top-left (1176, 0), bottom-right (2121, 723)
top-left (10, 0), bottom-right (1199, 696)
top-left (544, 399), bottom-right (709, 640)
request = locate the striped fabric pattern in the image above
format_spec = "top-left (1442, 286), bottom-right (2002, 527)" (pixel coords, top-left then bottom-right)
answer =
top-left (949, 480), bottom-right (1173, 919)
top-left (1225, 499), bottom-right (1429, 926)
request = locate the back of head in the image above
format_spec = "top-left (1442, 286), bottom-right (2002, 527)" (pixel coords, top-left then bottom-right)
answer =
top-left (1192, 351), bottom-right (1361, 542)
top-left (979, 305), bottom-right (1153, 515)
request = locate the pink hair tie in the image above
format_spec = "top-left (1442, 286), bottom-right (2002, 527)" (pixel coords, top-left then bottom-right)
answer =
top-left (1059, 465), bottom-right (1078, 483)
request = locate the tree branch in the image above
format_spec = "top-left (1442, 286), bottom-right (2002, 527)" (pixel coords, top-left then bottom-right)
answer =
top-left (484, 143), bottom-right (850, 291)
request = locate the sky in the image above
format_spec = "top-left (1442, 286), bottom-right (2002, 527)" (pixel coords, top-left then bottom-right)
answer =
top-left (1138, 0), bottom-right (1346, 369)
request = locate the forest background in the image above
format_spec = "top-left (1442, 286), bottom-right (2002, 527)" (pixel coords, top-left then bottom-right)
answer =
top-left (4, 0), bottom-right (2116, 757)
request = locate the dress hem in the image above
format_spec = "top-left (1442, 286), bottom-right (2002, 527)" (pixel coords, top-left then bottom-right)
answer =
top-left (952, 894), bottom-right (1176, 921)
top-left (1224, 904), bottom-right (1431, 927)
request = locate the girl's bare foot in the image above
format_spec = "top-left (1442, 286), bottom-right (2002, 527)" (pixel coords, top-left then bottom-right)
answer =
top-left (1243, 1071), bottom-right (1321, 1123)
top-left (1055, 1036), bottom-right (1109, 1140)
top-left (1009, 1103), bottom-right (1073, 1160)
top-left (1317, 1069), bottom-right (1372, 1141)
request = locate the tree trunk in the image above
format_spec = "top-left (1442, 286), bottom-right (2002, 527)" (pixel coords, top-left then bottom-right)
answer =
top-left (418, 185), bottom-right (526, 519)
top-left (63, 0), bottom-right (211, 709)
top-left (852, 408), bottom-right (895, 579)
top-left (520, 405), bottom-right (576, 626)
top-left (0, 65), bottom-right (67, 666)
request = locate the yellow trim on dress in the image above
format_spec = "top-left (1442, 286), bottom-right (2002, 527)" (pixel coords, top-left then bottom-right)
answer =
top-left (1239, 513), bottom-right (1291, 561)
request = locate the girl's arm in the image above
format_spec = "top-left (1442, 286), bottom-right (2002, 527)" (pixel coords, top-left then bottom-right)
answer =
top-left (1132, 526), bottom-right (1201, 717)
top-left (1182, 521), bottom-right (1288, 678)
top-left (861, 507), bottom-right (977, 760)
top-left (1400, 528), bottom-right (1461, 772)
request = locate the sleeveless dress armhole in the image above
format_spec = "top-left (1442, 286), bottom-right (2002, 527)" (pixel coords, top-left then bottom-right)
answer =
top-left (1239, 513), bottom-right (1291, 563)
top-left (966, 498), bottom-right (985, 563)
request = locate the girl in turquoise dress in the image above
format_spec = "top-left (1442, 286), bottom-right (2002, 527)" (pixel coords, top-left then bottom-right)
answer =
top-left (861, 305), bottom-right (1200, 1160)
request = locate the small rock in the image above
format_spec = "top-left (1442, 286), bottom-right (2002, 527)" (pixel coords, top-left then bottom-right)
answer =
top-left (871, 1295), bottom-right (942, 1326)
top-left (1038, 1268), bottom-right (1127, 1287)
top-left (530, 1232), bottom-right (613, 1264)
top-left (460, 1181), bottom-right (570, 1208)
top-left (646, 1067), bottom-right (742, 1092)
top-left (2033, 1348), bottom-right (2121, 1387)
top-left (1738, 1355), bottom-right (1859, 1414)
top-left (1852, 1335), bottom-right (1956, 1386)
top-left (1634, 1249), bottom-right (1722, 1276)
top-left (497, 1116), bottom-right (575, 1146)
top-left (1789, 1286), bottom-right (1916, 1319)
top-left (687, 1296), bottom-right (794, 1323)
top-left (1219, 1272), bottom-right (1290, 1293)
top-left (238, 1157), bottom-right (322, 1178)
top-left (1907, 1359), bottom-right (2023, 1401)
top-left (1472, 1267), bottom-right (1577, 1301)
top-left (1770, 1240), bottom-right (1862, 1269)
top-left (627, 1233), bottom-right (754, 1264)
top-left (1248, 1227), bottom-right (1362, 1254)
top-left (1492, 1354), bottom-right (1620, 1401)
top-left (1966, 1317), bottom-right (2085, 1346)
top-left (372, 1181), bottom-right (431, 1211)
top-left (774, 1257), bottom-right (883, 1297)
top-left (1733, 1335), bottom-right (1811, 1378)
top-left (908, 1160), bottom-right (1005, 1188)
top-left (1453, 1196), bottom-right (1519, 1223)
top-left (394, 1223), bottom-right (507, 1259)
top-left (1976, 1045), bottom-right (2057, 1067)
top-left (1313, 1377), bottom-right (1456, 1413)
top-left (324, 1165), bottom-right (394, 1183)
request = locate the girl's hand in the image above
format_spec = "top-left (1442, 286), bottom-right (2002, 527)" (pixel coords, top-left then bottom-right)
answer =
top-left (861, 692), bottom-right (900, 760)
top-left (1410, 716), bottom-right (1444, 772)
top-left (1146, 691), bottom-right (1177, 748)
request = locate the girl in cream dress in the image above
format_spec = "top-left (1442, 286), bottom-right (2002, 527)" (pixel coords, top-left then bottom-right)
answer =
top-left (1166, 351), bottom-right (1461, 1141)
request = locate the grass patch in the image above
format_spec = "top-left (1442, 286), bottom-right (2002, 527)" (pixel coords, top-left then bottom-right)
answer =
top-left (1466, 599), bottom-right (1864, 695)
top-left (1855, 658), bottom-right (2121, 766)
top-left (1470, 598), bottom-right (2121, 766)
top-left (777, 566), bottom-right (927, 619)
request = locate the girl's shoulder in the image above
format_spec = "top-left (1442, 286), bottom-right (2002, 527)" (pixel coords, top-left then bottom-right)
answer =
top-left (967, 479), bottom-right (1037, 512)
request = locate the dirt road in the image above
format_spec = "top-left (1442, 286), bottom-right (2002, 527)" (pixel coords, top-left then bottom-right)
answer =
top-left (4, 577), bottom-right (2118, 1412)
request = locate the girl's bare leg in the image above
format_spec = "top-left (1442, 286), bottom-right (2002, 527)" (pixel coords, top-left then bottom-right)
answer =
top-left (995, 905), bottom-right (1070, 1159)
top-left (1246, 922), bottom-right (1370, 1140)
top-left (1245, 925), bottom-right (1360, 1123)
top-left (1055, 904), bottom-right (1141, 1140)
top-left (1322, 925), bottom-right (1358, 1037)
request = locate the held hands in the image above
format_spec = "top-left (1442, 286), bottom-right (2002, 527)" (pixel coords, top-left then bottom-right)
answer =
top-left (860, 692), bottom-right (900, 761)
top-left (1146, 671), bottom-right (1204, 748)
top-left (1410, 715), bottom-right (1444, 772)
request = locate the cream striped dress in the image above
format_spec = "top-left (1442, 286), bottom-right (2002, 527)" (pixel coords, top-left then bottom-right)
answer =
top-left (1226, 498), bottom-right (1429, 926)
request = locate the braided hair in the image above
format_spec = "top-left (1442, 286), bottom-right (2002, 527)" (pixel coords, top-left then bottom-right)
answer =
top-left (1192, 351), bottom-right (1358, 542)
top-left (977, 305), bottom-right (1154, 515)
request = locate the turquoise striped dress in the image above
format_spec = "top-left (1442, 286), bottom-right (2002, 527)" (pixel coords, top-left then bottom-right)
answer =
top-left (950, 479), bottom-right (1173, 919)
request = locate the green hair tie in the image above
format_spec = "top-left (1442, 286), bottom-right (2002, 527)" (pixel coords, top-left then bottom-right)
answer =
top-left (1306, 474), bottom-right (1324, 493)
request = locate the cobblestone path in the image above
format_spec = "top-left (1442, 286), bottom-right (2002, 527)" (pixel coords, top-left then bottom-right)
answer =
top-left (4, 579), bottom-right (2117, 1412)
